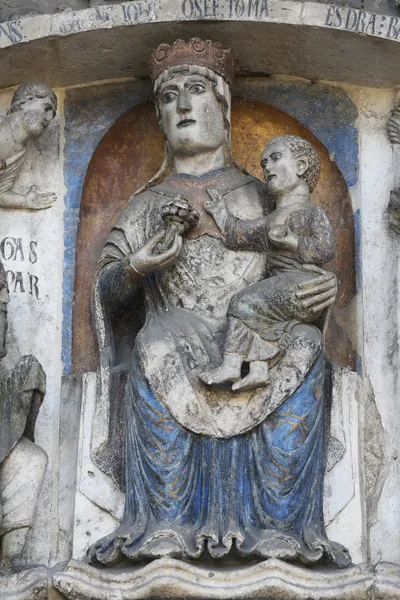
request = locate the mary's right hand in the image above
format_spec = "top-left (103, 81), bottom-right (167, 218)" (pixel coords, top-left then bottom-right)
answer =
top-left (127, 230), bottom-right (183, 277)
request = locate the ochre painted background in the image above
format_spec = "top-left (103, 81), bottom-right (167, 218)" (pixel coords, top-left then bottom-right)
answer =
top-left (72, 98), bottom-right (356, 372)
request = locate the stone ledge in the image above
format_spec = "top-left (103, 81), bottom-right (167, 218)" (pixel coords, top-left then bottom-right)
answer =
top-left (52, 558), bottom-right (377, 600)
top-left (1, 1), bottom-right (400, 89)
top-left (0, 566), bottom-right (48, 600)
top-left (375, 563), bottom-right (400, 599)
top-left (1, 0), bottom-right (399, 52)
top-left (1, 560), bottom-right (399, 599)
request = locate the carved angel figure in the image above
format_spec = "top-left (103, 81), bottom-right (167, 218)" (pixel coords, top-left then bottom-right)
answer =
top-left (0, 82), bottom-right (57, 211)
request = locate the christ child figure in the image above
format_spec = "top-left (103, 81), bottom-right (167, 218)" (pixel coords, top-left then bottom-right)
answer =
top-left (200, 134), bottom-right (335, 391)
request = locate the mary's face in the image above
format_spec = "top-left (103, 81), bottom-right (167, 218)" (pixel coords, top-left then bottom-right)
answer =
top-left (158, 72), bottom-right (226, 156)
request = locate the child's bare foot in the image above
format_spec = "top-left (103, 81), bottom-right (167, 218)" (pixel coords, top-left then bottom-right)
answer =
top-left (231, 360), bottom-right (269, 391)
top-left (199, 354), bottom-right (242, 386)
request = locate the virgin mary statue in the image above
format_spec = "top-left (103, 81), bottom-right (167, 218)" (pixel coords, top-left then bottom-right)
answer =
top-left (88, 39), bottom-right (351, 568)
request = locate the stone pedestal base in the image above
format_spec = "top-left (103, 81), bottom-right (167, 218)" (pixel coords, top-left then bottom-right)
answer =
top-left (51, 558), bottom-right (400, 600)
top-left (0, 560), bottom-right (399, 599)
top-left (0, 566), bottom-right (48, 600)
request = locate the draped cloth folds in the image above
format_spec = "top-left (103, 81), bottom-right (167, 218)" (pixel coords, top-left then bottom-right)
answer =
top-left (89, 351), bottom-right (350, 567)
top-left (0, 148), bottom-right (26, 194)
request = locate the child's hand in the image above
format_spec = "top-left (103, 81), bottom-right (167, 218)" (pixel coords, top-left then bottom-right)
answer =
top-left (268, 225), bottom-right (299, 250)
top-left (204, 188), bottom-right (225, 211)
top-left (204, 188), bottom-right (229, 231)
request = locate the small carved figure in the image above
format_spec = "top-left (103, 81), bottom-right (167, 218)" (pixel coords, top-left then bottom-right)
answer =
top-left (200, 135), bottom-right (334, 391)
top-left (0, 82), bottom-right (57, 211)
top-left (0, 261), bottom-right (47, 574)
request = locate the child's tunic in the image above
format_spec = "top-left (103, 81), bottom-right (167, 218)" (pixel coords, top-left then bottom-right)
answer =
top-left (222, 203), bottom-right (335, 360)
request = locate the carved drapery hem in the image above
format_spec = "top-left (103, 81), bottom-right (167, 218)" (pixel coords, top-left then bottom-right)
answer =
top-left (88, 350), bottom-right (350, 569)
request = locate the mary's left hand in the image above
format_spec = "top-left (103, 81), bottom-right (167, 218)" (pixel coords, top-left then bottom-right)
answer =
top-left (295, 265), bottom-right (337, 314)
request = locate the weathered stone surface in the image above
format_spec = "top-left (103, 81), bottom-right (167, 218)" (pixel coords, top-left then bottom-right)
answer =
top-left (0, 80), bottom-right (58, 571)
top-left (0, 566), bottom-right (48, 600)
top-left (324, 368), bottom-right (364, 564)
top-left (356, 86), bottom-right (400, 565)
top-left (71, 373), bottom-right (123, 560)
top-left (4, 560), bottom-right (400, 599)
top-left (0, 84), bottom-right (63, 568)
top-left (53, 558), bottom-right (374, 600)
top-left (375, 562), bottom-right (400, 599)
top-left (0, 0), bottom-right (88, 22)
top-left (56, 374), bottom-right (83, 563)
top-left (1, 0), bottom-right (399, 21)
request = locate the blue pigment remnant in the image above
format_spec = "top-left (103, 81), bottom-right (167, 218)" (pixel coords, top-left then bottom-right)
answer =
top-left (90, 348), bottom-right (350, 566)
top-left (234, 79), bottom-right (359, 189)
top-left (62, 81), bottom-right (149, 374)
top-left (354, 208), bottom-right (361, 293)
top-left (354, 208), bottom-right (362, 376)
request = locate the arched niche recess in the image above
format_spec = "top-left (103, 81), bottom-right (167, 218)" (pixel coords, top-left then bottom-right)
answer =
top-left (72, 98), bottom-right (356, 373)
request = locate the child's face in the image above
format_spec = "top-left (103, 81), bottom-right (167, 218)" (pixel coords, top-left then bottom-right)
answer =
top-left (261, 140), bottom-right (303, 198)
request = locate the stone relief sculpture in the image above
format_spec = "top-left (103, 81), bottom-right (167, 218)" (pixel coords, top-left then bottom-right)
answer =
top-left (88, 39), bottom-right (351, 568)
top-left (0, 80), bottom-right (55, 575)
top-left (0, 82), bottom-right (57, 211)
top-left (0, 259), bottom-right (47, 573)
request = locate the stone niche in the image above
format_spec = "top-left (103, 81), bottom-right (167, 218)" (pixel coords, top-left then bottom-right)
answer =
top-left (0, 2), bottom-right (400, 600)
top-left (66, 87), bottom-right (359, 555)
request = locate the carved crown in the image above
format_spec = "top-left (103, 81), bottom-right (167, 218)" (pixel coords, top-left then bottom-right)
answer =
top-left (150, 38), bottom-right (236, 86)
